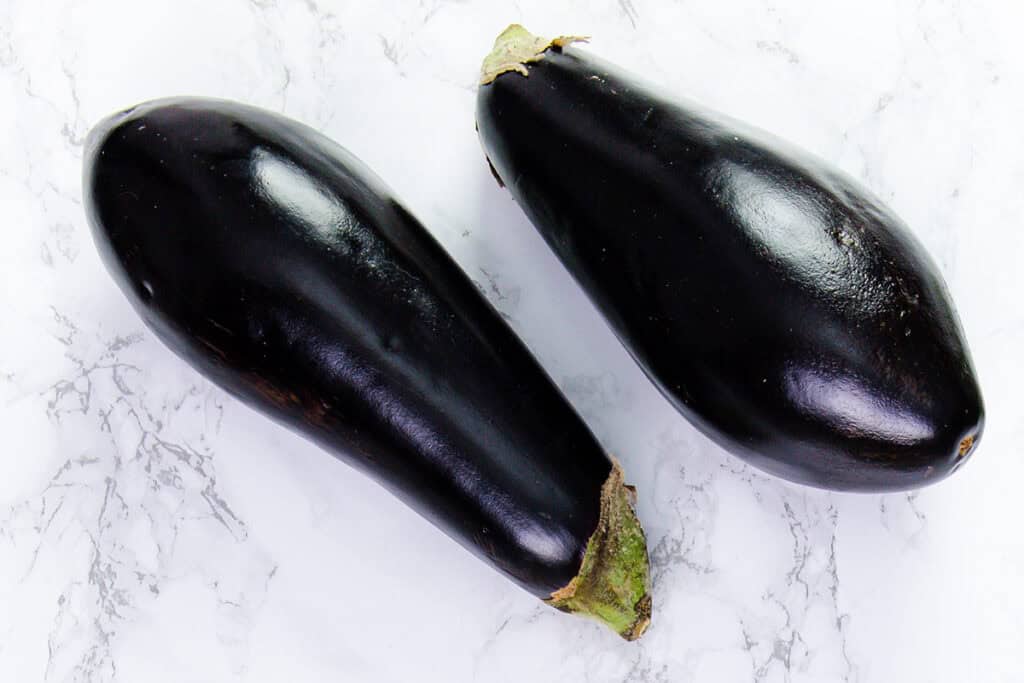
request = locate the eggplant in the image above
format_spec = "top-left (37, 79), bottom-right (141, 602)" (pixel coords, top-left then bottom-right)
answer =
top-left (83, 98), bottom-right (650, 639)
top-left (476, 26), bottom-right (984, 492)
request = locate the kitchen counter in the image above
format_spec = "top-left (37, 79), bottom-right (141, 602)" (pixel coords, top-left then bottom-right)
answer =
top-left (1, 1), bottom-right (1021, 681)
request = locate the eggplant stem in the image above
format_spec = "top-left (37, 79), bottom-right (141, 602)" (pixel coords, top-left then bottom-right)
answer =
top-left (479, 24), bottom-right (588, 86)
top-left (546, 459), bottom-right (652, 641)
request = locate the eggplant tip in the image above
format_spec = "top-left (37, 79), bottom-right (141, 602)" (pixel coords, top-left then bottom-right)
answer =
top-left (546, 460), bottom-right (651, 640)
top-left (479, 24), bottom-right (588, 86)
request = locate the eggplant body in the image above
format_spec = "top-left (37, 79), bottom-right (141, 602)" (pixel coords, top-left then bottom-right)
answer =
top-left (476, 28), bottom-right (984, 492)
top-left (83, 98), bottom-right (649, 634)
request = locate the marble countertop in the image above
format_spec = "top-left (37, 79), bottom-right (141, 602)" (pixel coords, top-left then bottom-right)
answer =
top-left (2, 1), bottom-right (1022, 681)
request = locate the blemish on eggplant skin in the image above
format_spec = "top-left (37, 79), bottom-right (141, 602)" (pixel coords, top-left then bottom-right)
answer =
top-left (958, 435), bottom-right (975, 458)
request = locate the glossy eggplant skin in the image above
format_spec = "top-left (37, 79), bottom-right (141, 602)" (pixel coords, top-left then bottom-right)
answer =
top-left (84, 98), bottom-right (613, 595)
top-left (477, 44), bottom-right (984, 492)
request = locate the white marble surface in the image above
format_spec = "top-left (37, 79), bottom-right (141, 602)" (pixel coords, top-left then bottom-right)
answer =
top-left (1, 0), bottom-right (1022, 680)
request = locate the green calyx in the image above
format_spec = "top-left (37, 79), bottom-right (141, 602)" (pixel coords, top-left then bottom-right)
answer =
top-left (547, 460), bottom-right (652, 641)
top-left (479, 24), bottom-right (588, 85)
